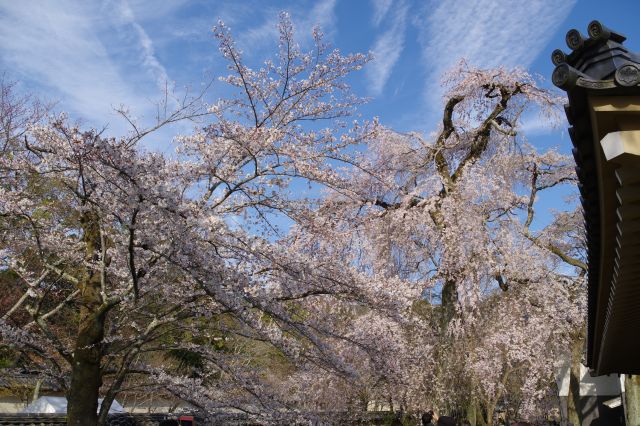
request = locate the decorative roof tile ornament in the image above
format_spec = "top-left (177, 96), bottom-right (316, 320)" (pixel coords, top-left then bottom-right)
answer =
top-left (552, 21), bottom-right (640, 375)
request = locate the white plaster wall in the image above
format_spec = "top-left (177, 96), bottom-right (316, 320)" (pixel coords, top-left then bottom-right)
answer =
top-left (579, 364), bottom-right (622, 396)
top-left (0, 396), bottom-right (26, 413)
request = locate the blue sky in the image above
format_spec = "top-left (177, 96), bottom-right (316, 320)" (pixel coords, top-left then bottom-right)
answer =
top-left (2, 0), bottom-right (640, 143)
top-left (2, 0), bottom-right (640, 229)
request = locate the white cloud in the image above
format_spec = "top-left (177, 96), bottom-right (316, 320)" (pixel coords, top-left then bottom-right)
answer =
top-left (417, 0), bottom-right (576, 103)
top-left (518, 112), bottom-right (561, 136)
top-left (110, 0), bottom-right (173, 92)
top-left (0, 0), bottom-right (190, 148)
top-left (303, 0), bottom-right (338, 37)
top-left (235, 0), bottom-right (338, 60)
top-left (366, 2), bottom-right (408, 96)
top-left (239, 12), bottom-right (281, 54)
top-left (371, 0), bottom-right (393, 27)
top-left (0, 1), bottom-right (140, 131)
top-left (120, 0), bottom-right (191, 22)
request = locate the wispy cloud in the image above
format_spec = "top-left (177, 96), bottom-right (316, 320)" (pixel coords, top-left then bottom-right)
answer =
top-left (367, 2), bottom-right (408, 96)
top-left (0, 1), bottom-right (140, 131)
top-left (371, 0), bottom-right (393, 27)
top-left (518, 112), bottom-right (562, 136)
top-left (121, 0), bottom-right (191, 22)
top-left (303, 0), bottom-right (338, 37)
top-left (417, 0), bottom-right (576, 103)
top-left (238, 11), bottom-right (281, 54)
top-left (0, 0), bottom-right (184, 144)
top-left (235, 0), bottom-right (338, 60)
top-left (110, 0), bottom-right (173, 93)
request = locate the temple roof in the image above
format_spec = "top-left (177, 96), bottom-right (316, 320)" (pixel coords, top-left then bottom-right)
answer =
top-left (553, 21), bottom-right (640, 91)
top-left (552, 21), bottom-right (640, 375)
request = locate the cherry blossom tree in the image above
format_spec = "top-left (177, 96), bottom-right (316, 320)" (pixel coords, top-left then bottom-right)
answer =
top-left (0, 14), bottom-right (401, 425)
top-left (0, 13), bottom-right (587, 426)
top-left (291, 62), bottom-right (586, 424)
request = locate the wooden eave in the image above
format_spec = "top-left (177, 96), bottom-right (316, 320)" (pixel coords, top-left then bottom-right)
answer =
top-left (553, 21), bottom-right (640, 375)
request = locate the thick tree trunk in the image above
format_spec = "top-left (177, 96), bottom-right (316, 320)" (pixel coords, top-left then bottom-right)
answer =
top-left (440, 280), bottom-right (457, 330)
top-left (566, 362), bottom-right (581, 426)
top-left (566, 334), bottom-right (583, 426)
top-left (67, 210), bottom-right (106, 426)
top-left (625, 375), bottom-right (640, 426)
top-left (466, 399), bottom-right (478, 426)
top-left (67, 311), bottom-right (105, 425)
top-left (433, 279), bottom-right (457, 421)
top-left (484, 400), bottom-right (495, 426)
top-left (558, 396), bottom-right (568, 426)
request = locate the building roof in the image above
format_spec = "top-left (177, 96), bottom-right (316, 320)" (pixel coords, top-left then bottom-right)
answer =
top-left (0, 371), bottom-right (63, 393)
top-left (552, 21), bottom-right (640, 374)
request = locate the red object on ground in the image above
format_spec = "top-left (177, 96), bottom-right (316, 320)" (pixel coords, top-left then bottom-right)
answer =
top-left (178, 416), bottom-right (194, 425)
